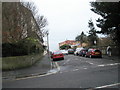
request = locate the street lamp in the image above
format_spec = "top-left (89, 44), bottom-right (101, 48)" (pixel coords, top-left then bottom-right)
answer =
top-left (46, 31), bottom-right (50, 58)
top-left (46, 30), bottom-right (53, 69)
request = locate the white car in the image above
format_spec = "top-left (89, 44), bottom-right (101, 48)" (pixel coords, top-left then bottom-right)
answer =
top-left (74, 47), bottom-right (83, 56)
top-left (60, 50), bottom-right (68, 55)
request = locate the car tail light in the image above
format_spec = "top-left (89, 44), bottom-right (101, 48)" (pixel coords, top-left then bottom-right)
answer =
top-left (53, 55), bottom-right (56, 57)
top-left (91, 51), bottom-right (95, 55)
top-left (60, 54), bottom-right (63, 56)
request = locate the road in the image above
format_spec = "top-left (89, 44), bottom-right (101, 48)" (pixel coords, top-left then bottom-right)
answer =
top-left (3, 55), bottom-right (120, 88)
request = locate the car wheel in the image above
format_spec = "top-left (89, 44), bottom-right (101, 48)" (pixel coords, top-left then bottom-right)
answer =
top-left (90, 55), bottom-right (92, 58)
top-left (53, 59), bottom-right (55, 61)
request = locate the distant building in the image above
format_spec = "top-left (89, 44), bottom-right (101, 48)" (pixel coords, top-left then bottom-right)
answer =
top-left (59, 40), bottom-right (76, 47)
top-left (59, 40), bottom-right (88, 49)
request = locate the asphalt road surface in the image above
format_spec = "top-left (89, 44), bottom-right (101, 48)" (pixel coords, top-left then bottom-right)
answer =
top-left (3, 55), bottom-right (120, 89)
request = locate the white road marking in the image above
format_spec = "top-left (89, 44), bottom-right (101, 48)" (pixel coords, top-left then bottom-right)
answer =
top-left (89, 62), bottom-right (94, 65)
top-left (55, 62), bottom-right (60, 71)
top-left (94, 83), bottom-right (120, 89)
top-left (98, 63), bottom-right (120, 67)
top-left (83, 68), bottom-right (87, 69)
top-left (86, 61), bottom-right (94, 65)
top-left (73, 69), bottom-right (79, 71)
top-left (98, 65), bottom-right (105, 67)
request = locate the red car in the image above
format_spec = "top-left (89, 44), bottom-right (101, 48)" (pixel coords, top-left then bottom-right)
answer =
top-left (85, 49), bottom-right (102, 58)
top-left (51, 51), bottom-right (64, 61)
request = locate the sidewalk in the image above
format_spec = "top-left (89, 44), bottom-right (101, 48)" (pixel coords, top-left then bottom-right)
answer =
top-left (102, 55), bottom-right (120, 62)
top-left (2, 52), bottom-right (51, 80)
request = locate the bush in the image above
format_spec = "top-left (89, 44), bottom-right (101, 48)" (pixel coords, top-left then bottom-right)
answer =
top-left (2, 38), bottom-right (44, 57)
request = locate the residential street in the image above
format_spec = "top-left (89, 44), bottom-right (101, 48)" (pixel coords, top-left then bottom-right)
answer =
top-left (2, 1), bottom-right (120, 90)
top-left (3, 55), bottom-right (120, 89)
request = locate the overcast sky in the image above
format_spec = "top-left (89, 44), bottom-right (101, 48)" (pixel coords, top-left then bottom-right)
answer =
top-left (30, 0), bottom-right (101, 51)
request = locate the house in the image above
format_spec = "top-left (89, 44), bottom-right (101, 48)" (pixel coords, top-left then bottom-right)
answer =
top-left (59, 40), bottom-right (76, 47)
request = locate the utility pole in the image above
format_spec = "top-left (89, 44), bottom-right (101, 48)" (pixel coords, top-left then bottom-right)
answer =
top-left (46, 31), bottom-right (50, 58)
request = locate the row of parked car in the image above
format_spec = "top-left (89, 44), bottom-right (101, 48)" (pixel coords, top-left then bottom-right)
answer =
top-left (74, 47), bottom-right (102, 58)
top-left (50, 47), bottom-right (102, 61)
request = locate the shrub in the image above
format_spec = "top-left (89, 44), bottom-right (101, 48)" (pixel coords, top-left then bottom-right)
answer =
top-left (2, 38), bottom-right (44, 57)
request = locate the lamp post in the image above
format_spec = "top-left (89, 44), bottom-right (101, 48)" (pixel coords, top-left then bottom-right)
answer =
top-left (46, 31), bottom-right (50, 58)
top-left (46, 31), bottom-right (53, 69)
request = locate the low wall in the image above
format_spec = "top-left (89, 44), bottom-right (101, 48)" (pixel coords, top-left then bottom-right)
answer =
top-left (97, 45), bottom-right (119, 56)
top-left (2, 53), bottom-right (43, 71)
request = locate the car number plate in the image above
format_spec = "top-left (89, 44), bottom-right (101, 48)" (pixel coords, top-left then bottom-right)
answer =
top-left (95, 52), bottom-right (100, 54)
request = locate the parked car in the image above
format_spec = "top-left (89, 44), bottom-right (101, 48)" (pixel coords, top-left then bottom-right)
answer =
top-left (74, 47), bottom-right (83, 56)
top-left (68, 49), bottom-right (74, 54)
top-left (60, 50), bottom-right (68, 55)
top-left (51, 51), bottom-right (64, 61)
top-left (85, 49), bottom-right (102, 58)
top-left (79, 48), bottom-right (88, 57)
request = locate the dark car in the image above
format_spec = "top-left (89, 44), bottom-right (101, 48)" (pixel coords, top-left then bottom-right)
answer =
top-left (68, 49), bottom-right (74, 54)
top-left (85, 49), bottom-right (102, 58)
top-left (79, 48), bottom-right (88, 57)
top-left (51, 51), bottom-right (64, 61)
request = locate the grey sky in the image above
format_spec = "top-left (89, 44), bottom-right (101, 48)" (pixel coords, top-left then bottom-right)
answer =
top-left (31, 0), bottom-right (101, 51)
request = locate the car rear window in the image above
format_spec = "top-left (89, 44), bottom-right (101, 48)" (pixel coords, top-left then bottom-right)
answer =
top-left (53, 51), bottom-right (62, 54)
top-left (68, 49), bottom-right (74, 51)
top-left (94, 50), bottom-right (101, 52)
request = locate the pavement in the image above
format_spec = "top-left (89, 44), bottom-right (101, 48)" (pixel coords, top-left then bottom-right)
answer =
top-left (2, 51), bottom-right (52, 80)
top-left (102, 55), bottom-right (120, 62)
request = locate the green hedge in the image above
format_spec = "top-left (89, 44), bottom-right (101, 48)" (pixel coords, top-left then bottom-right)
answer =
top-left (2, 38), bottom-right (44, 57)
top-left (2, 53), bottom-right (43, 71)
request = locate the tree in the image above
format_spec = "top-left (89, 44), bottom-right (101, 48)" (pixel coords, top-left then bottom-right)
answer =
top-left (90, 2), bottom-right (120, 48)
top-left (88, 19), bottom-right (98, 46)
top-left (21, 2), bottom-right (38, 16)
top-left (36, 15), bottom-right (48, 37)
top-left (22, 2), bottom-right (48, 38)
